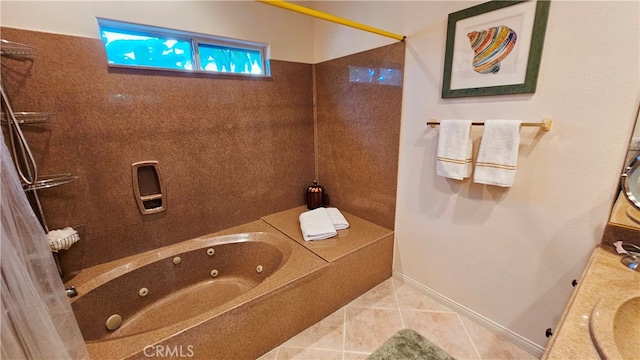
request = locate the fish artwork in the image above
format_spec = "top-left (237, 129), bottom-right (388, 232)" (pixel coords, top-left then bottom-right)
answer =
top-left (467, 25), bottom-right (517, 74)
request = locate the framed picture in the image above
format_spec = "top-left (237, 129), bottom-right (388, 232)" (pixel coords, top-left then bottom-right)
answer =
top-left (441, 0), bottom-right (550, 98)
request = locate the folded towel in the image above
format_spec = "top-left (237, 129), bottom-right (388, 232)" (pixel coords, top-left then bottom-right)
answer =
top-left (326, 207), bottom-right (349, 230)
top-left (436, 120), bottom-right (473, 180)
top-left (299, 207), bottom-right (337, 241)
top-left (473, 120), bottom-right (522, 187)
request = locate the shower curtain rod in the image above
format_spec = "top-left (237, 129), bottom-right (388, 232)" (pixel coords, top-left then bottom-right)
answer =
top-left (256, 0), bottom-right (406, 41)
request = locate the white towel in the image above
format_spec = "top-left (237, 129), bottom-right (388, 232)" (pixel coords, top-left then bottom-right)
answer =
top-left (326, 207), bottom-right (349, 230)
top-left (299, 207), bottom-right (337, 241)
top-left (474, 120), bottom-right (522, 187)
top-left (436, 120), bottom-right (473, 180)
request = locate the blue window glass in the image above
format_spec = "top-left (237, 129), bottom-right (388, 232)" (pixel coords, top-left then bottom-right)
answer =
top-left (100, 27), bottom-right (193, 70)
top-left (199, 44), bottom-right (263, 75)
top-left (96, 18), bottom-right (270, 77)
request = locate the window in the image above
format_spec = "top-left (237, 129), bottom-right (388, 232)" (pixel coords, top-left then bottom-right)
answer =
top-left (198, 44), bottom-right (263, 74)
top-left (97, 18), bottom-right (270, 77)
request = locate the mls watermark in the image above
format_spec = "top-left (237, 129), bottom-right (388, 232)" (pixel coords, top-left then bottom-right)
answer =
top-left (143, 345), bottom-right (195, 358)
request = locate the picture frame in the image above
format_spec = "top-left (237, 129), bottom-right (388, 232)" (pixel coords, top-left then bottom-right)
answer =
top-left (441, 0), bottom-right (550, 98)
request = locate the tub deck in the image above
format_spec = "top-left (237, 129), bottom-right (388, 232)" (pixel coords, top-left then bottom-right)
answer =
top-left (67, 206), bottom-right (393, 360)
top-left (262, 206), bottom-right (394, 262)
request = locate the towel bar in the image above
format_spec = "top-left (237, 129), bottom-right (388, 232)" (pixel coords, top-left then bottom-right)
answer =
top-left (427, 118), bottom-right (552, 131)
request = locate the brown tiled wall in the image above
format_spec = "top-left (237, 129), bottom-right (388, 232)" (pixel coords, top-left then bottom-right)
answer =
top-left (1, 27), bottom-right (403, 273)
top-left (1, 28), bottom-right (315, 273)
top-left (315, 43), bottom-right (404, 230)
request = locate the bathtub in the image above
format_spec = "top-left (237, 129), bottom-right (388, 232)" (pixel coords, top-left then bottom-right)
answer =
top-left (68, 220), bottom-right (329, 359)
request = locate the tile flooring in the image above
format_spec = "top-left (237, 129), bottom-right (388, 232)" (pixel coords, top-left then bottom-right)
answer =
top-left (257, 277), bottom-right (539, 360)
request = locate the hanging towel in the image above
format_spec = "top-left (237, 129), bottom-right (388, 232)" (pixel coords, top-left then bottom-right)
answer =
top-left (436, 120), bottom-right (473, 180)
top-left (299, 207), bottom-right (337, 241)
top-left (326, 207), bottom-right (350, 230)
top-left (474, 120), bottom-right (522, 187)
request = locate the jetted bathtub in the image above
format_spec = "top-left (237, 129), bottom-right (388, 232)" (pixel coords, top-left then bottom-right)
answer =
top-left (68, 220), bottom-right (328, 359)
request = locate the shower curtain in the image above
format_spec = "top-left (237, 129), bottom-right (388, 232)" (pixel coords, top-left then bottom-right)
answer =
top-left (0, 131), bottom-right (88, 358)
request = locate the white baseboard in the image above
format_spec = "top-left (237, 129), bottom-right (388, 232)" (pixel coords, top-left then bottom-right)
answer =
top-left (392, 271), bottom-right (545, 358)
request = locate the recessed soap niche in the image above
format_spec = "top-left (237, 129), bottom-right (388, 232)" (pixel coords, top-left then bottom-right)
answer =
top-left (132, 161), bottom-right (166, 215)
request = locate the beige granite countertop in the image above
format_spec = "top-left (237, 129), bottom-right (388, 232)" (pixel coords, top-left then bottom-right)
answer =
top-left (542, 245), bottom-right (640, 359)
top-left (609, 192), bottom-right (640, 229)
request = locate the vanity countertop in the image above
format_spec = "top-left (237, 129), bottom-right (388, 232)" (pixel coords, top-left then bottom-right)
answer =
top-left (542, 245), bottom-right (640, 359)
top-left (609, 192), bottom-right (640, 228)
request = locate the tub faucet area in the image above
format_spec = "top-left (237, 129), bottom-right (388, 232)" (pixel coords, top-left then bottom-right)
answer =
top-left (65, 286), bottom-right (78, 298)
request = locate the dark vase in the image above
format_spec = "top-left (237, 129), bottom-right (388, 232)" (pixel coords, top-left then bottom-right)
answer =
top-left (306, 180), bottom-right (326, 210)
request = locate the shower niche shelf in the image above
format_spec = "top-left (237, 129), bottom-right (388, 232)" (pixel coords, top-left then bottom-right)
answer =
top-left (132, 161), bottom-right (167, 215)
top-left (1, 39), bottom-right (77, 276)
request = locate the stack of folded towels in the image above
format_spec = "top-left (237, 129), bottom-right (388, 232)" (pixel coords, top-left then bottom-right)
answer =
top-left (299, 207), bottom-right (350, 241)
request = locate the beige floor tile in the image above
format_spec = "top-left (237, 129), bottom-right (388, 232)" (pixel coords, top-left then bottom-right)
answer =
top-left (344, 306), bottom-right (404, 353)
top-left (275, 347), bottom-right (343, 360)
top-left (402, 309), bottom-right (480, 360)
top-left (393, 278), bottom-right (455, 312)
top-left (281, 308), bottom-right (345, 351)
top-left (348, 278), bottom-right (398, 309)
top-left (460, 317), bottom-right (539, 360)
top-left (262, 278), bottom-right (535, 360)
top-left (343, 351), bottom-right (371, 360)
top-left (256, 347), bottom-right (279, 360)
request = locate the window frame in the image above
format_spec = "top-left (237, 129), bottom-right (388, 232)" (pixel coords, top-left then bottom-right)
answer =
top-left (96, 17), bottom-right (271, 78)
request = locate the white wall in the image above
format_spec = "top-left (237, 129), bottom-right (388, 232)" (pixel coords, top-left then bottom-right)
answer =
top-left (0, 1), bottom-right (315, 63)
top-left (312, 0), bottom-right (640, 351)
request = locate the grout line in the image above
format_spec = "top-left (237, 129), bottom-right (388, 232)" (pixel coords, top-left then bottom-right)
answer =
top-left (342, 304), bottom-right (347, 359)
top-left (455, 312), bottom-right (483, 360)
top-left (278, 345), bottom-right (344, 352)
top-left (391, 278), bottom-right (406, 329)
top-left (347, 303), bottom-right (458, 314)
top-left (345, 304), bottom-right (409, 311)
top-left (312, 64), bottom-right (319, 181)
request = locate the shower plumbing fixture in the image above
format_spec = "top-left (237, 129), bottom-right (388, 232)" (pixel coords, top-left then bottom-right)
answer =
top-left (65, 286), bottom-right (78, 298)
